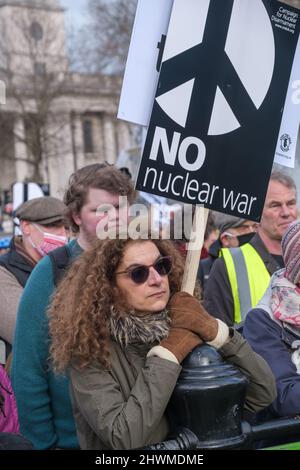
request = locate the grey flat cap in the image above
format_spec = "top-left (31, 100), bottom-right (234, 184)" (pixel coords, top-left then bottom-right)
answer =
top-left (15, 196), bottom-right (66, 225)
top-left (214, 213), bottom-right (247, 234)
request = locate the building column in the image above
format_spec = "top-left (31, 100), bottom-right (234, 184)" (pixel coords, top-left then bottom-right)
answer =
top-left (14, 117), bottom-right (30, 182)
top-left (47, 115), bottom-right (75, 198)
top-left (103, 114), bottom-right (117, 164)
top-left (117, 120), bottom-right (133, 152)
top-left (94, 114), bottom-right (105, 162)
top-left (71, 112), bottom-right (85, 170)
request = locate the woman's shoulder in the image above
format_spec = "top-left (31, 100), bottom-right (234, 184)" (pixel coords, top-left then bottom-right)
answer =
top-left (70, 340), bottom-right (145, 373)
top-left (245, 307), bottom-right (279, 329)
top-left (244, 307), bottom-right (282, 343)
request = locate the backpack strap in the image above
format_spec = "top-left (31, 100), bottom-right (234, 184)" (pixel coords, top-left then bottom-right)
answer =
top-left (49, 245), bottom-right (72, 287)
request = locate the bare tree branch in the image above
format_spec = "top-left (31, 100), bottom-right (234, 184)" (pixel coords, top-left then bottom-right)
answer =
top-left (0, 8), bottom-right (70, 182)
top-left (74, 0), bottom-right (137, 74)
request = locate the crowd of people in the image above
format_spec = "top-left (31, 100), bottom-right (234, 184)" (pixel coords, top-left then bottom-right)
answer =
top-left (0, 163), bottom-right (300, 450)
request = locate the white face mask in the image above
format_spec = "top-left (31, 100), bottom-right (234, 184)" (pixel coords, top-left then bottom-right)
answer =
top-left (29, 224), bottom-right (68, 257)
top-left (222, 231), bottom-right (235, 239)
top-left (222, 231), bottom-right (254, 246)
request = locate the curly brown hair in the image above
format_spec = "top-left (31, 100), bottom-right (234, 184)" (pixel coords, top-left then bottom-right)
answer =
top-left (64, 164), bottom-right (136, 233)
top-left (49, 236), bottom-right (185, 374)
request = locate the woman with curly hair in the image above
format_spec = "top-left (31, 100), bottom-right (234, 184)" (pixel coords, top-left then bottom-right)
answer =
top-left (49, 231), bottom-right (276, 450)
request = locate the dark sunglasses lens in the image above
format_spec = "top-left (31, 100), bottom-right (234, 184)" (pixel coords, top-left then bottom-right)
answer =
top-left (130, 258), bottom-right (172, 284)
top-left (155, 257), bottom-right (172, 275)
top-left (131, 266), bottom-right (149, 284)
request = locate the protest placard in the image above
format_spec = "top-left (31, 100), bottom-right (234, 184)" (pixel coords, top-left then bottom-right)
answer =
top-left (136, 0), bottom-right (300, 221)
top-left (275, 31), bottom-right (300, 168)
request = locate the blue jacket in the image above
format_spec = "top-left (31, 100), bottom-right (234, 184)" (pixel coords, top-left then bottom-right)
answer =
top-left (244, 296), bottom-right (300, 419)
top-left (11, 240), bottom-right (82, 449)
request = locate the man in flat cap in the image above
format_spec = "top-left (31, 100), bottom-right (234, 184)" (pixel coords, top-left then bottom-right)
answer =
top-left (203, 171), bottom-right (298, 327)
top-left (0, 196), bottom-right (67, 353)
top-left (198, 214), bottom-right (258, 291)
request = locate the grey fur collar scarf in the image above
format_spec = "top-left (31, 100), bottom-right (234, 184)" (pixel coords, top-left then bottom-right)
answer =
top-left (109, 306), bottom-right (171, 348)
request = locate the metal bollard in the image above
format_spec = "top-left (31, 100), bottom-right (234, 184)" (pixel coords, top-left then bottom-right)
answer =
top-left (144, 345), bottom-right (300, 450)
top-left (145, 344), bottom-right (249, 450)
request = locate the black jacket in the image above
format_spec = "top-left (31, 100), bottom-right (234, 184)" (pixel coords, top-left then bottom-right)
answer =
top-left (197, 239), bottom-right (222, 292)
top-left (0, 237), bottom-right (34, 288)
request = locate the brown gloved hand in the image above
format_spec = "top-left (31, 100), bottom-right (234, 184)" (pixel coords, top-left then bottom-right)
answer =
top-left (160, 329), bottom-right (202, 364)
top-left (168, 291), bottom-right (219, 342)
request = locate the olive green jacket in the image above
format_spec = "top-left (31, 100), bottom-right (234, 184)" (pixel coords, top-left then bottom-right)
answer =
top-left (70, 341), bottom-right (181, 450)
top-left (70, 331), bottom-right (276, 450)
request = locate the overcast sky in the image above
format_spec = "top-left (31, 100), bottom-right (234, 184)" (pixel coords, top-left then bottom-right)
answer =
top-left (60, 0), bottom-right (88, 29)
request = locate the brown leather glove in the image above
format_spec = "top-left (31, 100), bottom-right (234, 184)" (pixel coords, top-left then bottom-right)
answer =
top-left (168, 291), bottom-right (219, 342)
top-left (160, 329), bottom-right (202, 364)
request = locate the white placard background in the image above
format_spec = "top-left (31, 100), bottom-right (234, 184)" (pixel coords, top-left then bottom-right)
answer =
top-left (118, 0), bottom-right (174, 126)
top-left (275, 34), bottom-right (300, 168)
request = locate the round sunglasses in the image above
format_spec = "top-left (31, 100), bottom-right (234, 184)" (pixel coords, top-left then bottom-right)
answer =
top-left (116, 256), bottom-right (172, 285)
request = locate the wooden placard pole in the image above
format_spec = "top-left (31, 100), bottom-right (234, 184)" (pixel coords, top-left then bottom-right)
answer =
top-left (181, 205), bottom-right (209, 295)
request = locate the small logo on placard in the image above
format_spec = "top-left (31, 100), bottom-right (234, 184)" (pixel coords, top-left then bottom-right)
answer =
top-left (280, 134), bottom-right (292, 152)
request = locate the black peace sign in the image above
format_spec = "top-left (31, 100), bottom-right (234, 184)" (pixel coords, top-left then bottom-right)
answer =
top-left (157, 0), bottom-right (258, 136)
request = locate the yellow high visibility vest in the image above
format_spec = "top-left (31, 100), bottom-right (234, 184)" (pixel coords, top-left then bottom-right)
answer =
top-left (221, 244), bottom-right (270, 324)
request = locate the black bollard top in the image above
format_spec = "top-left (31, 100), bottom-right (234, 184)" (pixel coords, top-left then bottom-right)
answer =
top-left (179, 343), bottom-right (249, 383)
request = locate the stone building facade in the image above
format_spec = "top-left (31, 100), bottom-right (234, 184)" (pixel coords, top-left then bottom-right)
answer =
top-left (0, 0), bottom-right (133, 197)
